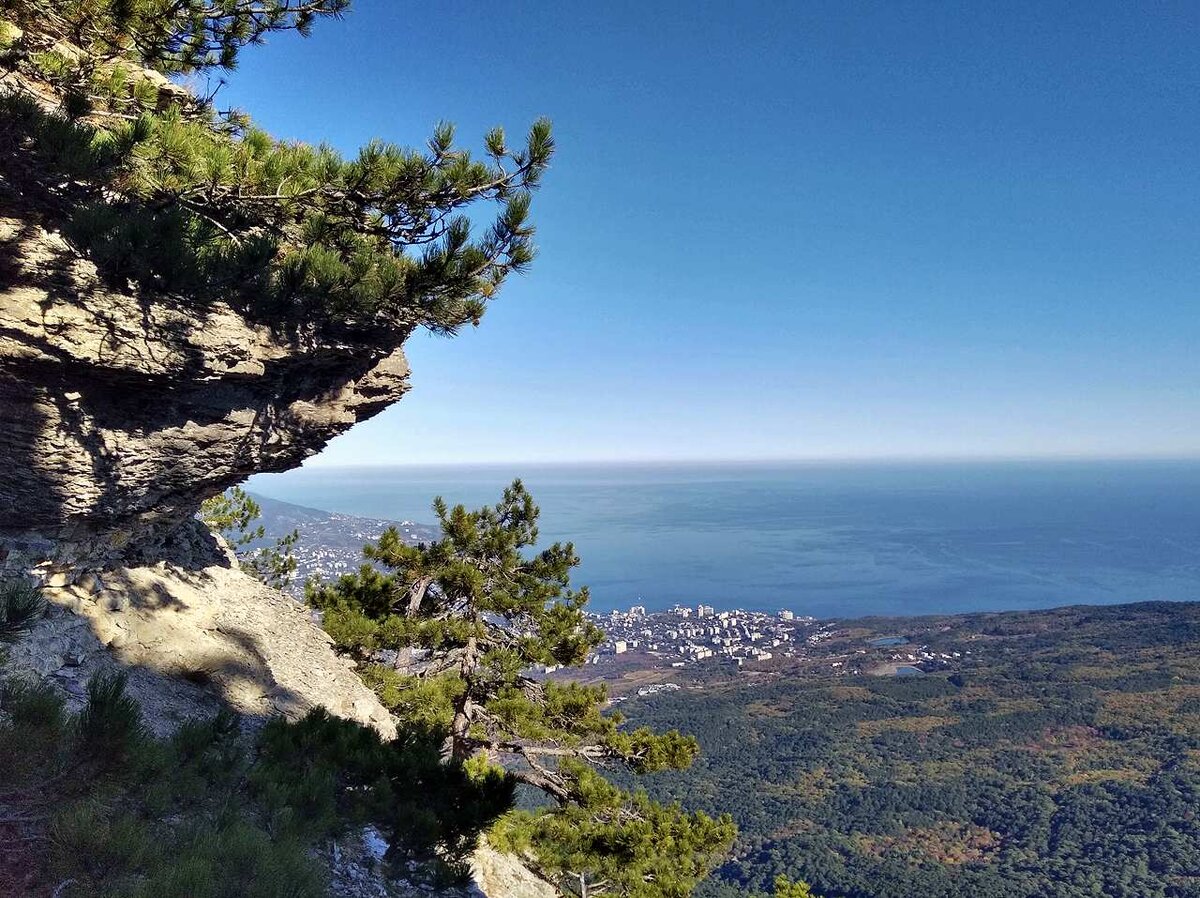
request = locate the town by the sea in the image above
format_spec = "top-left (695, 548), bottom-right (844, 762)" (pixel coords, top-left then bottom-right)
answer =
top-left (246, 459), bottom-right (1200, 620)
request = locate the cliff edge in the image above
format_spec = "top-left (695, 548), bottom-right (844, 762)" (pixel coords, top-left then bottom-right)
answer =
top-left (0, 203), bottom-right (411, 564)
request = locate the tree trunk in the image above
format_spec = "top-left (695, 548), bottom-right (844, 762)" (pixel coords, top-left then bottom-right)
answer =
top-left (447, 632), bottom-right (479, 761)
top-left (405, 576), bottom-right (431, 616)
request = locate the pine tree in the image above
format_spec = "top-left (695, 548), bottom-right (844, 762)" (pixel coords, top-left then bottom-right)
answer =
top-left (0, 1), bottom-right (553, 333)
top-left (769, 876), bottom-right (821, 898)
top-left (309, 481), bottom-right (736, 898)
top-left (200, 486), bottom-right (298, 589)
top-left (491, 765), bottom-right (737, 898)
top-left (7, 1), bottom-right (352, 75)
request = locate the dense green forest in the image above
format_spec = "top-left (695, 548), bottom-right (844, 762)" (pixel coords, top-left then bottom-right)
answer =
top-left (611, 602), bottom-right (1200, 898)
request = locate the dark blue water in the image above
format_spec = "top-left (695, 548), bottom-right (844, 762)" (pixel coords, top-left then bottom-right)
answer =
top-left (246, 460), bottom-right (1200, 619)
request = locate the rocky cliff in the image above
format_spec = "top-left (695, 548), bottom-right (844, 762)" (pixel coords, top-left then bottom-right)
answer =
top-left (0, 18), bottom-right (562, 897)
top-left (0, 201), bottom-right (411, 565)
top-left (0, 200), bottom-right (560, 898)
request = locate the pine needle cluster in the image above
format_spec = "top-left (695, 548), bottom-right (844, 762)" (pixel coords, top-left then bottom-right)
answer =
top-left (0, 577), bottom-right (44, 644)
top-left (309, 481), bottom-right (737, 897)
top-left (0, 1), bottom-right (552, 334)
top-left (493, 762), bottom-right (737, 898)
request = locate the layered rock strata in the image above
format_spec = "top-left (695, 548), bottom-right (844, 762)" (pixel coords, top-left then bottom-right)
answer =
top-left (0, 209), bottom-right (410, 563)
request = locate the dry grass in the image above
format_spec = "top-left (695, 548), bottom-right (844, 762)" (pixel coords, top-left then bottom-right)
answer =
top-left (853, 822), bottom-right (1002, 866)
top-left (856, 715), bottom-right (959, 738)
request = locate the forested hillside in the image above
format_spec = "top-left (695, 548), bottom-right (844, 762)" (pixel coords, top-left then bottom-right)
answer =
top-left (614, 602), bottom-right (1200, 898)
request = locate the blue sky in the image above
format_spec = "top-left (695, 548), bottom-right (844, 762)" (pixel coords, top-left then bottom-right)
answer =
top-left (220, 1), bottom-right (1200, 464)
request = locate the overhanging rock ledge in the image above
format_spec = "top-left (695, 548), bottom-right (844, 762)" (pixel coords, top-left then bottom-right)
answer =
top-left (0, 209), bottom-right (412, 566)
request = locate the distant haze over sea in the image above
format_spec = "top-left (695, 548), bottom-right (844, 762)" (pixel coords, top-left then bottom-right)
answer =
top-left (247, 460), bottom-right (1200, 619)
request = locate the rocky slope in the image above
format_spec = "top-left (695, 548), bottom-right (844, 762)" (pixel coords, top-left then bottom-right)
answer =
top-left (2, 528), bottom-right (559, 898)
top-left (3, 529), bottom-right (397, 738)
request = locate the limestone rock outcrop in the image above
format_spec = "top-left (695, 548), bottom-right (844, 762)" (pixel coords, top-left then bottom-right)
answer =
top-left (0, 157), bottom-right (559, 898)
top-left (0, 206), bottom-right (411, 562)
top-left (4, 536), bottom-right (397, 738)
top-left (471, 845), bottom-right (559, 898)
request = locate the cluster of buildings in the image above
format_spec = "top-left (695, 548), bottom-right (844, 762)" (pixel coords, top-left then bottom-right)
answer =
top-left (610, 682), bottom-right (681, 705)
top-left (288, 542), bottom-right (362, 583)
top-left (587, 603), bottom-right (817, 668)
top-left (881, 646), bottom-right (964, 670)
top-left (255, 506), bottom-right (437, 592)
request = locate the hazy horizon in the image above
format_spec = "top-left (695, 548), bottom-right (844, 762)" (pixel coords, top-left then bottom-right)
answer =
top-left (295, 452), bottom-right (1200, 470)
top-left (248, 458), bottom-right (1200, 618)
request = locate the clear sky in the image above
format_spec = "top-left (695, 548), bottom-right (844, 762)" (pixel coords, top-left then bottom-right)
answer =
top-left (219, 1), bottom-right (1200, 465)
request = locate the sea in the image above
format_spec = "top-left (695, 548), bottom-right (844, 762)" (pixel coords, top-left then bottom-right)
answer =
top-left (246, 459), bottom-right (1200, 620)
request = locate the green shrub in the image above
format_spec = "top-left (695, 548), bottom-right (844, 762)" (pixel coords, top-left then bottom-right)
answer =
top-left (76, 669), bottom-right (146, 763)
top-left (0, 677), bottom-right (67, 784)
top-left (50, 802), bottom-right (153, 883)
top-left (132, 820), bottom-right (326, 898)
top-left (2, 677), bottom-right (64, 728)
top-left (254, 707), bottom-right (515, 882)
top-left (0, 657), bottom-right (507, 891)
top-left (0, 577), bottom-right (44, 643)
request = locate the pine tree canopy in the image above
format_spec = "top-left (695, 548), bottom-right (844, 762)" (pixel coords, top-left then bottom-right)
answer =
top-left (309, 481), bottom-right (737, 897)
top-left (491, 763), bottom-right (737, 898)
top-left (200, 486), bottom-right (299, 589)
top-left (769, 876), bottom-right (821, 898)
top-left (0, 0), bottom-right (553, 334)
top-left (5, 1), bottom-right (351, 75)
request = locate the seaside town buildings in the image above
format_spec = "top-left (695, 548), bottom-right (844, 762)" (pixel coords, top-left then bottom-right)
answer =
top-left (584, 603), bottom-right (819, 668)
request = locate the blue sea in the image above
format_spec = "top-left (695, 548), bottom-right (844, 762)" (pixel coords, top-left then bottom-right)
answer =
top-left (246, 460), bottom-right (1200, 619)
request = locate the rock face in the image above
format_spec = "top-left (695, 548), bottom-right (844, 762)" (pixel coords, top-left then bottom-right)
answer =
top-left (0, 208), bottom-right (411, 562)
top-left (0, 177), bottom-right (558, 898)
top-left (321, 833), bottom-right (557, 898)
top-left (471, 845), bottom-right (559, 898)
top-left (4, 535), bottom-right (397, 738)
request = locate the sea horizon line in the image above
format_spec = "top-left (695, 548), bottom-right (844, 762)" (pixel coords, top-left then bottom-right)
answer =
top-left (292, 453), bottom-right (1200, 471)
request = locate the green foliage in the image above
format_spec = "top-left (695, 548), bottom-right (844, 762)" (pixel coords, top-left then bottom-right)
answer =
top-left (51, 802), bottom-right (154, 883)
top-left (200, 486), bottom-right (298, 589)
top-left (48, 799), bottom-right (328, 898)
top-left (0, 665), bottom-right (328, 896)
top-left (261, 527), bottom-right (300, 588)
top-left (0, 677), bottom-right (66, 782)
top-left (385, 720), bottom-right (517, 882)
top-left (0, 658), bottom-right (506, 891)
top-left (254, 707), bottom-right (515, 881)
top-left (15, 1), bottom-right (351, 75)
top-left (0, 576), bottom-right (45, 643)
top-left (3, 677), bottom-right (66, 729)
top-left (359, 665), bottom-right (464, 729)
top-left (76, 669), bottom-right (147, 763)
top-left (127, 820), bottom-right (326, 898)
top-left (313, 481), bottom-right (734, 896)
top-left (201, 486), bottom-right (266, 547)
top-left (493, 763), bottom-right (735, 898)
top-left (768, 877), bottom-right (820, 898)
top-left (0, 5), bottom-right (554, 334)
top-left (609, 601), bottom-right (1200, 898)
